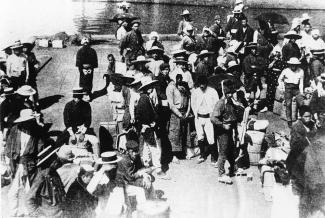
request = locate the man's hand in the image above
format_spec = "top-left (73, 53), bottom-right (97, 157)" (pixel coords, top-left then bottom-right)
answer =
top-left (142, 173), bottom-right (152, 189)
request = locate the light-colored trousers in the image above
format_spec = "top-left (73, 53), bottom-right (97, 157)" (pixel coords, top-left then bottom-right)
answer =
top-left (195, 117), bottom-right (215, 144)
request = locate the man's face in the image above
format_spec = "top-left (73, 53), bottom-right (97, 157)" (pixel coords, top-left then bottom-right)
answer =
top-left (13, 48), bottom-right (22, 55)
top-left (304, 24), bottom-right (311, 33)
top-left (128, 148), bottom-right (139, 161)
top-left (82, 173), bottom-right (94, 185)
top-left (177, 63), bottom-right (186, 71)
top-left (251, 48), bottom-right (257, 55)
top-left (241, 19), bottom-right (247, 27)
top-left (161, 68), bottom-right (170, 76)
top-left (152, 52), bottom-right (159, 60)
top-left (199, 83), bottom-right (207, 91)
top-left (289, 64), bottom-right (298, 71)
top-left (215, 18), bottom-right (221, 25)
top-left (184, 15), bottom-right (191, 21)
top-left (301, 111), bottom-right (312, 124)
top-left (203, 56), bottom-right (209, 63)
top-left (108, 57), bottom-right (115, 65)
top-left (312, 34), bottom-right (320, 40)
top-left (132, 23), bottom-right (140, 32)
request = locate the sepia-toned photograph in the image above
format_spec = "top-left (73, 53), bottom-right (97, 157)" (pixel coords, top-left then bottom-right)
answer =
top-left (1, 0), bottom-right (325, 217)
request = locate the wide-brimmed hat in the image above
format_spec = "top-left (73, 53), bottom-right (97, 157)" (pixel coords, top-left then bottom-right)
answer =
top-left (147, 46), bottom-right (164, 55)
top-left (1, 87), bottom-right (15, 97)
top-left (287, 57), bottom-right (301, 65)
top-left (22, 36), bottom-right (36, 46)
top-left (197, 50), bottom-right (214, 59)
top-left (181, 9), bottom-right (191, 16)
top-left (138, 77), bottom-right (158, 91)
top-left (14, 109), bottom-right (37, 123)
top-left (227, 61), bottom-right (239, 71)
top-left (149, 31), bottom-right (159, 40)
top-left (72, 87), bottom-right (87, 95)
top-left (118, 1), bottom-right (131, 8)
top-left (171, 49), bottom-right (187, 57)
top-left (130, 20), bottom-right (141, 26)
top-left (202, 26), bottom-right (213, 35)
top-left (16, 85), bottom-right (36, 96)
top-left (81, 37), bottom-right (90, 45)
top-left (301, 13), bottom-right (311, 21)
top-left (130, 73), bottom-right (144, 85)
top-left (11, 41), bottom-right (23, 49)
top-left (37, 145), bottom-right (60, 167)
top-left (96, 151), bottom-right (122, 164)
top-left (311, 49), bottom-right (325, 55)
top-left (284, 30), bottom-right (302, 39)
top-left (235, 0), bottom-right (243, 4)
top-left (131, 56), bottom-right (150, 65)
top-left (232, 6), bottom-right (243, 14)
top-left (173, 57), bottom-right (188, 64)
top-left (57, 145), bottom-right (75, 162)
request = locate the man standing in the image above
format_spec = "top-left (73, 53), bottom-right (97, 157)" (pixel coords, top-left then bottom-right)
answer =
top-left (76, 37), bottom-right (98, 94)
top-left (282, 30), bottom-right (302, 62)
top-left (191, 75), bottom-right (219, 164)
top-left (120, 20), bottom-right (145, 67)
top-left (211, 80), bottom-right (237, 184)
top-left (177, 10), bottom-right (194, 37)
top-left (210, 15), bottom-right (226, 38)
top-left (234, 16), bottom-right (254, 44)
top-left (57, 87), bottom-right (99, 156)
top-left (195, 50), bottom-right (215, 79)
top-left (169, 58), bottom-right (194, 90)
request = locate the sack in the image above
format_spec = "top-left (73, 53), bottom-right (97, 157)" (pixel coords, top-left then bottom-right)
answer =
top-left (275, 87), bottom-right (284, 101)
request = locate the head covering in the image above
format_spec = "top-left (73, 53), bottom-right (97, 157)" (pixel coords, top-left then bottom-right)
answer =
top-left (22, 36), bottom-right (36, 46)
top-left (318, 73), bottom-right (325, 83)
top-left (125, 140), bottom-right (139, 150)
top-left (72, 87), bottom-right (87, 96)
top-left (232, 5), bottom-right (243, 14)
top-left (130, 73), bottom-right (144, 85)
top-left (14, 109), bottom-right (37, 123)
top-left (16, 85), bottom-right (36, 96)
top-left (291, 18), bottom-right (301, 30)
top-left (311, 29), bottom-right (320, 37)
top-left (181, 9), bottom-right (191, 16)
top-left (214, 14), bottom-right (221, 20)
top-left (131, 56), bottom-right (150, 65)
top-left (301, 13), bottom-right (311, 22)
top-left (147, 46), bottom-right (164, 55)
top-left (37, 145), bottom-right (60, 167)
top-left (197, 50), bottom-right (214, 59)
top-left (130, 20), bottom-right (141, 26)
top-left (149, 31), bottom-right (159, 40)
top-left (246, 42), bottom-right (257, 48)
top-left (171, 49), bottom-right (187, 57)
top-left (287, 57), bottom-right (301, 65)
top-left (227, 61), bottom-right (239, 70)
top-left (11, 41), bottom-right (23, 49)
top-left (202, 26), bottom-right (213, 35)
top-left (1, 87), bottom-right (15, 97)
top-left (284, 30), bottom-right (302, 39)
top-left (81, 37), bottom-right (90, 45)
top-left (173, 57), bottom-right (188, 64)
top-left (138, 77), bottom-right (158, 91)
top-left (57, 145), bottom-right (75, 162)
top-left (119, 1), bottom-right (130, 8)
top-left (96, 151), bottom-right (122, 164)
top-left (311, 49), bottom-right (325, 55)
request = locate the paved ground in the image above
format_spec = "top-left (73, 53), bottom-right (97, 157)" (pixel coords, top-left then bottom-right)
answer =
top-left (1, 41), bottom-right (291, 218)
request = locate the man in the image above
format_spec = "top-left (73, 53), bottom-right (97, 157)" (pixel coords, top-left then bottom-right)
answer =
top-left (177, 9), bottom-right (194, 37)
top-left (181, 25), bottom-right (197, 55)
top-left (195, 50), bottom-right (215, 79)
top-left (66, 164), bottom-right (98, 218)
top-left (196, 27), bottom-right (223, 54)
top-left (146, 46), bottom-right (165, 77)
top-left (209, 14), bottom-right (226, 38)
top-left (191, 75), bottom-right (219, 164)
top-left (225, 6), bottom-right (245, 39)
top-left (117, 141), bottom-right (154, 202)
top-left (278, 57), bottom-right (304, 127)
top-left (6, 109), bottom-right (46, 216)
top-left (286, 106), bottom-right (316, 203)
top-left (211, 80), bottom-right (237, 184)
top-left (308, 29), bottom-right (325, 54)
top-left (57, 87), bottom-right (99, 156)
top-left (309, 49), bottom-right (325, 79)
top-left (76, 37), bottom-right (98, 94)
top-left (120, 20), bottom-right (145, 67)
top-left (116, 19), bottom-right (129, 41)
top-left (234, 16), bottom-right (254, 45)
top-left (169, 58), bottom-right (194, 90)
top-left (6, 41), bottom-right (29, 89)
top-left (282, 30), bottom-right (302, 62)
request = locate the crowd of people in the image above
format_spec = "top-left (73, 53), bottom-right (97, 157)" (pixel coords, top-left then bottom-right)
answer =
top-left (1, 0), bottom-right (325, 217)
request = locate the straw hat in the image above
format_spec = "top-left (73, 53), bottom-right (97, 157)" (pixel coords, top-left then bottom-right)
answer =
top-left (14, 109), bottom-right (38, 123)
top-left (1, 87), bottom-right (15, 97)
top-left (37, 145), bottom-right (60, 167)
top-left (181, 9), bottom-right (191, 16)
top-left (16, 85), bottom-right (36, 96)
top-left (284, 30), bottom-right (302, 39)
top-left (171, 49), bottom-right (187, 57)
top-left (246, 42), bottom-right (257, 48)
top-left (96, 151), bottom-right (122, 164)
top-left (130, 20), bottom-right (141, 26)
top-left (311, 49), bottom-right (325, 55)
top-left (232, 5), bottom-right (243, 14)
top-left (11, 41), bottom-right (23, 49)
top-left (287, 57), bottom-right (301, 65)
top-left (197, 50), bottom-right (214, 59)
top-left (57, 145), bottom-right (75, 162)
top-left (72, 87), bottom-right (87, 95)
top-left (81, 37), bottom-right (90, 45)
top-left (22, 36), bottom-right (37, 46)
top-left (130, 73), bottom-right (144, 85)
top-left (235, 0), bottom-right (243, 4)
top-left (291, 18), bottom-right (301, 30)
top-left (149, 31), bottom-right (159, 40)
top-left (131, 56), bottom-right (150, 65)
top-left (173, 57), bottom-right (188, 64)
top-left (301, 13), bottom-right (311, 22)
top-left (147, 46), bottom-right (164, 55)
top-left (138, 77), bottom-right (158, 91)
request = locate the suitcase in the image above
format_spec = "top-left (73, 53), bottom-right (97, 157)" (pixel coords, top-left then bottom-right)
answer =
top-left (52, 40), bottom-right (64, 48)
top-left (38, 39), bottom-right (49, 47)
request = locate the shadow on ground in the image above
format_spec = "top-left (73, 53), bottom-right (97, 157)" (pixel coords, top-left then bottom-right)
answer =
top-left (39, 94), bottom-right (64, 110)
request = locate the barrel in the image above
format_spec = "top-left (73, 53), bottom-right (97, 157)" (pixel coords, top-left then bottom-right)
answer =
top-left (246, 130), bottom-right (265, 165)
top-left (137, 201), bottom-right (170, 218)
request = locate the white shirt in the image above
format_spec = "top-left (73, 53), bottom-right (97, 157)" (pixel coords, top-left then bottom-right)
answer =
top-left (191, 86), bottom-right (219, 117)
top-left (6, 53), bottom-right (28, 77)
top-left (278, 67), bottom-right (304, 85)
top-left (20, 131), bottom-right (31, 156)
top-left (116, 26), bottom-right (127, 41)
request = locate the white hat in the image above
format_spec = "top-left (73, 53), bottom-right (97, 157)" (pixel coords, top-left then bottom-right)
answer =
top-left (96, 151), bottom-right (122, 164)
top-left (291, 18), bottom-right (301, 30)
top-left (80, 164), bottom-right (95, 172)
top-left (235, 0), bottom-right (243, 5)
top-left (232, 5), bottom-right (242, 13)
top-left (228, 61), bottom-right (239, 69)
top-left (284, 30), bottom-right (302, 39)
top-left (311, 29), bottom-right (320, 37)
top-left (119, 1), bottom-right (130, 8)
top-left (138, 77), bottom-right (158, 91)
top-left (11, 41), bottom-right (23, 49)
top-left (287, 57), bottom-right (301, 65)
top-left (202, 26), bottom-right (213, 35)
top-left (16, 85), bottom-right (36, 96)
top-left (197, 50), bottom-right (214, 59)
top-left (181, 9), bottom-right (191, 16)
top-left (81, 37), bottom-right (90, 45)
top-left (149, 31), bottom-right (159, 40)
top-left (14, 109), bottom-right (37, 123)
top-left (130, 73), bottom-right (144, 85)
top-left (301, 13), bottom-right (311, 21)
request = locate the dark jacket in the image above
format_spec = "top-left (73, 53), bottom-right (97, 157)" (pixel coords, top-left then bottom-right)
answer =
top-left (76, 46), bottom-right (98, 69)
top-left (116, 153), bottom-right (144, 186)
top-left (155, 74), bottom-right (169, 101)
top-left (195, 61), bottom-right (214, 78)
top-left (120, 30), bottom-right (145, 55)
top-left (282, 41), bottom-right (301, 62)
top-left (210, 98), bottom-right (237, 128)
top-left (0, 97), bottom-right (20, 131)
top-left (196, 35), bottom-right (224, 54)
top-left (66, 178), bottom-right (98, 218)
top-left (234, 25), bottom-right (254, 43)
top-left (5, 123), bottom-right (45, 176)
top-left (209, 24), bottom-right (225, 38)
top-left (135, 93), bottom-right (158, 126)
top-left (63, 100), bottom-right (91, 132)
top-left (26, 166), bottom-right (66, 217)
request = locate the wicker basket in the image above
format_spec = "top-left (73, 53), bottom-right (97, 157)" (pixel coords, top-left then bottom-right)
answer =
top-left (246, 131), bottom-right (265, 165)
